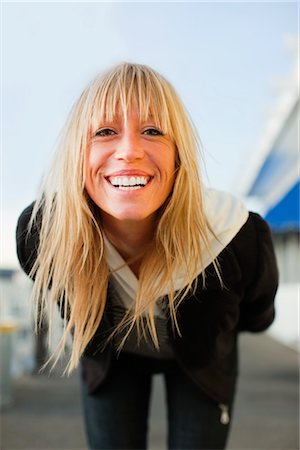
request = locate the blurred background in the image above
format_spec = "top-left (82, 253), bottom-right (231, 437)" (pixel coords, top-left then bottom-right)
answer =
top-left (1, 2), bottom-right (299, 449)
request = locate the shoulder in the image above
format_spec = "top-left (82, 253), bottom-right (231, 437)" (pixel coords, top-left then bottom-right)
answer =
top-left (16, 202), bottom-right (36, 233)
top-left (205, 212), bottom-right (276, 287)
top-left (226, 211), bottom-right (278, 289)
top-left (229, 211), bottom-right (274, 259)
top-left (189, 211), bottom-right (277, 333)
top-left (16, 201), bottom-right (39, 277)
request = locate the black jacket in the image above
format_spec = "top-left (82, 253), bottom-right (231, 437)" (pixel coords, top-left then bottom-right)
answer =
top-left (16, 204), bottom-right (278, 406)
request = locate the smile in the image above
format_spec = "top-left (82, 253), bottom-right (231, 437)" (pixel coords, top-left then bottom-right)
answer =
top-left (106, 175), bottom-right (152, 191)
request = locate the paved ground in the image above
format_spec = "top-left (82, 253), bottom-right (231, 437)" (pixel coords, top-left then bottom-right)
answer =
top-left (1, 333), bottom-right (299, 450)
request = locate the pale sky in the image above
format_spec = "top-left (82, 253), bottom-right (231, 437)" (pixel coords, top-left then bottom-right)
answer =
top-left (2, 1), bottom-right (298, 267)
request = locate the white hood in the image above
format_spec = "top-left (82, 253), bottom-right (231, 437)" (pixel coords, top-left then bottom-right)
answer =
top-left (200, 186), bottom-right (249, 269)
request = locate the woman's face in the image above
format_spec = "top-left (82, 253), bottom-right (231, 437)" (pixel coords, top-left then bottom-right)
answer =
top-left (85, 108), bottom-right (176, 225)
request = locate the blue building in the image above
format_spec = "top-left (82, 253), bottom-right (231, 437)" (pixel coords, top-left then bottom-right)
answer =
top-left (239, 49), bottom-right (299, 283)
top-left (239, 45), bottom-right (299, 348)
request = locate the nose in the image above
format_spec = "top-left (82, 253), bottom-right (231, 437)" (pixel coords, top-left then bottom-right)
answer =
top-left (114, 131), bottom-right (144, 162)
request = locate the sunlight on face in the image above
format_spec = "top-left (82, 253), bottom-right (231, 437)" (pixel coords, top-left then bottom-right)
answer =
top-left (85, 108), bottom-right (176, 226)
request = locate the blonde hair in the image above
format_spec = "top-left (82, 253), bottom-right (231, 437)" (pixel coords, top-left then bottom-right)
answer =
top-left (30, 62), bottom-right (216, 373)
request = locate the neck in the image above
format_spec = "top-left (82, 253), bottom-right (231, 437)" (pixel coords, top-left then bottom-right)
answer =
top-left (101, 214), bottom-right (157, 277)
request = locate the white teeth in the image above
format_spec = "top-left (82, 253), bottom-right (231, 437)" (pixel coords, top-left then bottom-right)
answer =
top-left (118, 186), bottom-right (142, 191)
top-left (108, 176), bottom-right (150, 187)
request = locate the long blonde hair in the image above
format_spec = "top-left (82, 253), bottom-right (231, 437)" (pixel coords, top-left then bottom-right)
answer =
top-left (30, 62), bottom-right (216, 373)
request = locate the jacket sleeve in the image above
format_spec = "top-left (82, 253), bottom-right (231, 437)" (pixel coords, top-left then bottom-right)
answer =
top-left (16, 202), bottom-right (39, 279)
top-left (233, 212), bottom-right (279, 332)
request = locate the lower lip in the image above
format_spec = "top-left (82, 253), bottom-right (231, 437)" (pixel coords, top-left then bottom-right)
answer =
top-left (105, 177), bottom-right (153, 193)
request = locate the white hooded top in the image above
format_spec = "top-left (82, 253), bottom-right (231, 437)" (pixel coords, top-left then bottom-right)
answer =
top-left (104, 187), bottom-right (249, 318)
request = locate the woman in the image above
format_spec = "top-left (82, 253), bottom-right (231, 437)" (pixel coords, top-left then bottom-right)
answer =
top-left (16, 62), bottom-right (278, 450)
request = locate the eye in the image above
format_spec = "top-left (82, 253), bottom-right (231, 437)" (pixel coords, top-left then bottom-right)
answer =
top-left (143, 128), bottom-right (163, 136)
top-left (94, 128), bottom-right (116, 137)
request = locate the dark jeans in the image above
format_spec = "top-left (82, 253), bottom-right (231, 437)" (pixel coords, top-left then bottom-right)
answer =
top-left (81, 352), bottom-right (234, 450)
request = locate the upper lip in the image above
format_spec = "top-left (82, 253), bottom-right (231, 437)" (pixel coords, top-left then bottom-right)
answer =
top-left (105, 170), bottom-right (153, 178)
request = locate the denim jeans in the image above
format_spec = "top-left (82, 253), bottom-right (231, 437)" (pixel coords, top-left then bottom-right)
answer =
top-left (80, 351), bottom-right (234, 450)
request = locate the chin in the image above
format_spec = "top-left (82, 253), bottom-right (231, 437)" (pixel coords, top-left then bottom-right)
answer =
top-left (101, 205), bottom-right (158, 223)
top-left (114, 211), bottom-right (153, 222)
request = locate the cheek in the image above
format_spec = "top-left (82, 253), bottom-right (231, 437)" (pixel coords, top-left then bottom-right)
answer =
top-left (84, 151), bottom-right (99, 196)
top-left (86, 147), bottom-right (99, 170)
top-left (85, 146), bottom-right (106, 179)
top-left (168, 151), bottom-right (177, 191)
top-left (165, 151), bottom-right (176, 180)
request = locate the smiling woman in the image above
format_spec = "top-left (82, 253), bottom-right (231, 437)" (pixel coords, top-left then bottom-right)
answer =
top-left (16, 62), bottom-right (278, 450)
top-left (85, 109), bottom-right (176, 278)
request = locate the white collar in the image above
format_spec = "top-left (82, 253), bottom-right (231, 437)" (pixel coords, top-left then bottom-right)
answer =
top-left (104, 186), bottom-right (249, 300)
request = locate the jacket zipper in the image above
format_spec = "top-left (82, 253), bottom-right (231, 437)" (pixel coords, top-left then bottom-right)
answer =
top-left (167, 323), bottom-right (233, 425)
top-left (173, 352), bottom-right (231, 424)
top-left (219, 403), bottom-right (230, 424)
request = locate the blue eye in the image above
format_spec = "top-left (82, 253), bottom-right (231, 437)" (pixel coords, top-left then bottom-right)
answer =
top-left (94, 128), bottom-right (116, 137)
top-left (143, 128), bottom-right (163, 136)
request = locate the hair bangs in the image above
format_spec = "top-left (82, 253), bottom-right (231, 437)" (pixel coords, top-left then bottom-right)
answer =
top-left (90, 64), bottom-right (173, 138)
